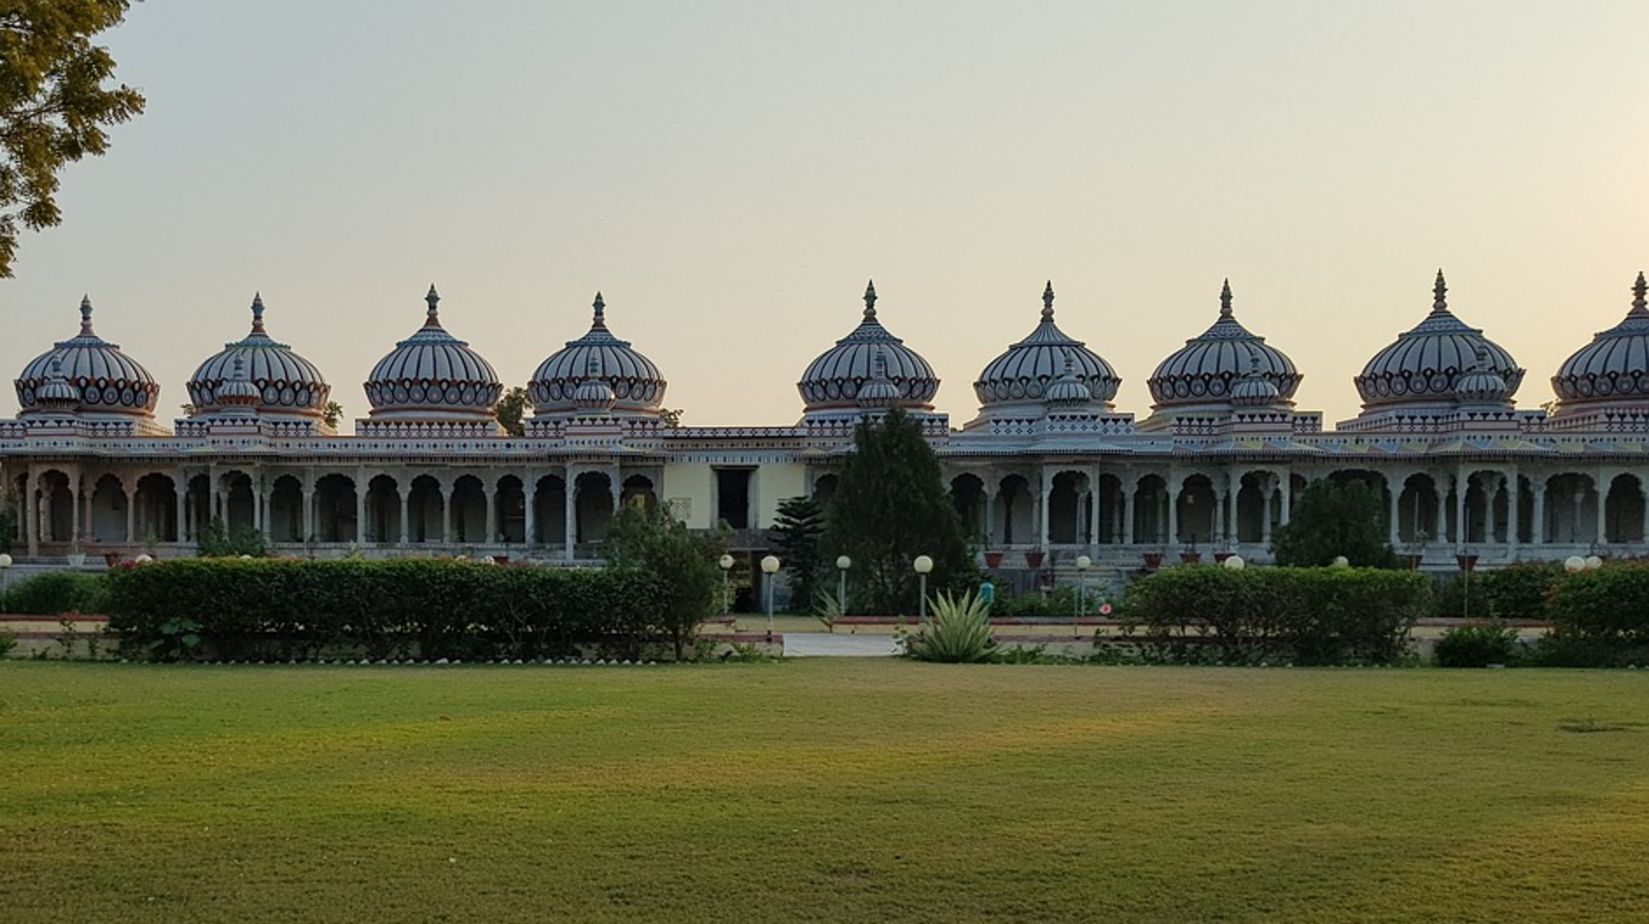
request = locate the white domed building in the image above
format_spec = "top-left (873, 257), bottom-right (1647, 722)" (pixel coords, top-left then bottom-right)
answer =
top-left (4, 270), bottom-right (1649, 580)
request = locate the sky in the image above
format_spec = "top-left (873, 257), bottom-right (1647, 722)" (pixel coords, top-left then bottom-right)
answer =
top-left (3, 0), bottom-right (1647, 429)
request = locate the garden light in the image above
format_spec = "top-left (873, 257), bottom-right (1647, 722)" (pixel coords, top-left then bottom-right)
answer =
top-left (1564, 555), bottom-right (1586, 573)
top-left (761, 555), bottom-right (780, 638)
top-left (718, 553), bottom-right (734, 615)
top-left (836, 555), bottom-right (851, 615)
top-left (1223, 555), bottom-right (1245, 570)
top-left (913, 555), bottom-right (933, 624)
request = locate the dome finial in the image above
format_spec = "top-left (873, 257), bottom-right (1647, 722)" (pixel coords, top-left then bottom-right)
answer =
top-left (1432, 269), bottom-right (1448, 313)
top-left (592, 291), bottom-right (606, 329)
top-left (79, 294), bottom-right (95, 336)
top-left (425, 284), bottom-right (441, 325)
top-left (250, 292), bottom-right (267, 334)
top-left (1041, 281), bottom-right (1055, 321)
top-left (1632, 271), bottom-right (1647, 315)
top-left (863, 280), bottom-right (877, 320)
top-left (1220, 279), bottom-right (1233, 318)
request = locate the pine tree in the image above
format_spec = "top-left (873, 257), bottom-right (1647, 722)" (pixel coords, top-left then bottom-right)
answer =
top-left (822, 409), bottom-right (976, 615)
top-left (771, 496), bottom-right (826, 610)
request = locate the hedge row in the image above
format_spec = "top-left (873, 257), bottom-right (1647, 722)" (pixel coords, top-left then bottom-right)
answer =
top-left (104, 559), bottom-right (672, 662)
top-left (0, 572), bottom-right (110, 616)
top-left (1120, 566), bottom-right (1430, 665)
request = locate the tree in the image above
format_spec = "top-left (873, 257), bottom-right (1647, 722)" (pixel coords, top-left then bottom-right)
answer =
top-left (493, 387), bottom-right (528, 436)
top-left (770, 495), bottom-right (825, 610)
top-left (821, 409), bottom-right (976, 615)
top-left (323, 401), bottom-right (343, 430)
top-left (604, 502), bottom-right (723, 661)
top-left (1271, 479), bottom-right (1398, 568)
top-left (1, 1), bottom-right (146, 277)
top-left (660, 408), bottom-right (683, 428)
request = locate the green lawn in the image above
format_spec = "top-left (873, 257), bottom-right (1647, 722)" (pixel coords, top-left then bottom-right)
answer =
top-left (3, 661), bottom-right (1648, 923)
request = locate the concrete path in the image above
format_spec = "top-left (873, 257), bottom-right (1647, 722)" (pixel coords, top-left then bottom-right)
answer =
top-left (782, 632), bottom-right (901, 657)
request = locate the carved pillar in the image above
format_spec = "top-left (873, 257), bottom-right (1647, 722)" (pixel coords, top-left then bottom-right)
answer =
top-left (441, 480), bottom-right (454, 545)
top-left (1122, 480), bottom-right (1136, 546)
top-left (483, 481), bottom-right (498, 544)
top-left (524, 473), bottom-right (537, 546)
top-left (1212, 485), bottom-right (1227, 547)
top-left (1279, 471), bottom-right (1293, 526)
top-left (1596, 475), bottom-right (1609, 545)
top-left (301, 482), bottom-right (315, 545)
top-left (982, 483), bottom-right (998, 547)
top-left (1433, 476), bottom-right (1449, 545)
top-left (1386, 476), bottom-right (1401, 547)
top-left (399, 480), bottom-right (411, 546)
top-left (1166, 476), bottom-right (1180, 549)
top-left (564, 471), bottom-right (577, 561)
top-left (1261, 482), bottom-right (1276, 544)
top-left (1454, 467), bottom-right (1468, 551)
top-left (175, 472), bottom-right (188, 545)
top-left (355, 477), bottom-right (368, 545)
top-left (1505, 467), bottom-right (1520, 558)
top-left (1530, 475), bottom-right (1546, 546)
top-left (124, 484), bottom-right (136, 544)
top-left (1038, 469), bottom-right (1052, 550)
top-left (70, 474), bottom-right (81, 551)
top-left (24, 471), bottom-right (37, 558)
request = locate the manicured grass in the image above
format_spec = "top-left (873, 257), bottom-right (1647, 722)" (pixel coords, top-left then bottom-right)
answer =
top-left (3, 661), bottom-right (1648, 922)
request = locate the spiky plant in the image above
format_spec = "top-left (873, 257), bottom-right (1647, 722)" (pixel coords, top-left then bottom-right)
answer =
top-left (905, 590), bottom-right (995, 663)
top-left (813, 589), bottom-right (846, 633)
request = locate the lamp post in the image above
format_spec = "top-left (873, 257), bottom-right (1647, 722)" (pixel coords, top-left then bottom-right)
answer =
top-left (1074, 554), bottom-right (1091, 637)
top-left (718, 553), bottom-right (734, 616)
top-left (760, 554), bottom-right (780, 640)
top-left (1222, 554), bottom-right (1245, 571)
top-left (835, 555), bottom-right (851, 613)
top-left (1564, 555), bottom-right (1586, 574)
top-left (913, 554), bottom-right (933, 625)
top-left (0, 552), bottom-right (12, 603)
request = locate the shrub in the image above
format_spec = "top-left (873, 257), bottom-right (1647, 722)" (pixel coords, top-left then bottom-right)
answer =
top-left (1434, 563), bottom-right (1562, 621)
top-left (1271, 479), bottom-right (1398, 568)
top-left (905, 590), bottom-right (995, 663)
top-left (1, 571), bottom-right (110, 615)
top-left (196, 517), bottom-right (268, 558)
top-left (104, 559), bottom-right (674, 662)
top-left (0, 630), bottom-right (15, 658)
top-left (1434, 622), bottom-right (1522, 667)
top-left (1120, 566), bottom-right (1428, 665)
top-left (1546, 563), bottom-right (1649, 647)
top-left (603, 504), bottom-right (723, 661)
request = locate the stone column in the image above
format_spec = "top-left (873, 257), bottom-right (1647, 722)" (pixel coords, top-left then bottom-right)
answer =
top-left (564, 471), bottom-right (577, 561)
top-left (209, 471), bottom-right (221, 529)
top-left (1038, 469), bottom-right (1052, 550)
top-left (1530, 475), bottom-right (1546, 546)
top-left (301, 482), bottom-right (315, 545)
top-left (24, 472), bottom-right (37, 558)
top-left (1122, 481), bottom-right (1136, 546)
top-left (524, 474), bottom-right (537, 546)
top-left (1279, 472), bottom-right (1293, 526)
top-left (1166, 476), bottom-right (1180, 549)
top-left (1596, 476), bottom-right (1609, 545)
top-left (1454, 467), bottom-right (1468, 551)
top-left (1261, 481), bottom-right (1276, 544)
top-left (175, 476), bottom-right (188, 545)
top-left (124, 484), bottom-right (136, 544)
top-left (399, 480), bottom-right (411, 546)
top-left (441, 481), bottom-right (454, 545)
top-left (1387, 477), bottom-right (1401, 547)
top-left (1433, 476), bottom-right (1449, 545)
top-left (1212, 485), bottom-right (1227, 547)
top-left (982, 483), bottom-right (998, 547)
top-left (70, 474), bottom-right (81, 551)
top-left (483, 481), bottom-right (498, 544)
top-left (1505, 468), bottom-right (1520, 558)
top-left (355, 478), bottom-right (368, 544)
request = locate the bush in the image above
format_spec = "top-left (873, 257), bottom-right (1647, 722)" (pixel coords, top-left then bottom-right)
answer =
top-left (1435, 563), bottom-right (1564, 621)
top-left (1271, 479), bottom-right (1398, 568)
top-left (1120, 565), bottom-right (1429, 665)
top-left (1, 571), bottom-right (110, 615)
top-left (196, 517), bottom-right (268, 558)
top-left (989, 585), bottom-right (1112, 619)
top-left (603, 504), bottom-right (724, 661)
top-left (104, 559), bottom-right (675, 662)
top-left (1546, 563), bottom-right (1649, 647)
top-left (1434, 622), bottom-right (1522, 667)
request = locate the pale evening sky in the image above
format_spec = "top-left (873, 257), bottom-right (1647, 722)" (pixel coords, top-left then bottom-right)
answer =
top-left (2, 0), bottom-right (1647, 429)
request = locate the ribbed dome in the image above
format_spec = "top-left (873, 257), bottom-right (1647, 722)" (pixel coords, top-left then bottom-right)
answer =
top-left (215, 355), bottom-right (263, 407)
top-left (1355, 271), bottom-right (1523, 409)
top-left (1231, 355), bottom-right (1284, 407)
top-left (1147, 281), bottom-right (1301, 409)
top-left (1551, 272), bottom-right (1649, 408)
top-left (529, 293), bottom-right (666, 416)
top-left (974, 282), bottom-right (1120, 411)
top-left (1044, 355), bottom-right (1094, 407)
top-left (364, 286), bottom-right (502, 420)
top-left (187, 294), bottom-right (331, 418)
top-left (798, 281), bottom-right (939, 412)
top-left (15, 296), bottom-right (160, 419)
top-left (1454, 346), bottom-right (1512, 407)
top-left (571, 353), bottom-right (620, 414)
top-left (35, 359), bottom-right (81, 409)
top-left (856, 346), bottom-right (905, 410)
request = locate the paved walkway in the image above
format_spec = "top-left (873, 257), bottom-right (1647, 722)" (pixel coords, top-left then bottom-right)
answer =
top-left (782, 633), bottom-right (901, 657)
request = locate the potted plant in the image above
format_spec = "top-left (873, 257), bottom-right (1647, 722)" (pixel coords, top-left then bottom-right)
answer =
top-left (1142, 551), bottom-right (1163, 570)
top-left (1024, 549), bottom-right (1045, 570)
top-left (983, 550), bottom-right (1004, 569)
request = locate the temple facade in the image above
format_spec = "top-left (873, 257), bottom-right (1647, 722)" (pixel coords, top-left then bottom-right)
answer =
top-left (6, 271), bottom-right (1649, 577)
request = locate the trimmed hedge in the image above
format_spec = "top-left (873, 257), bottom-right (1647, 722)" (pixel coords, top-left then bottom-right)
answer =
top-left (1121, 566), bottom-right (1429, 665)
top-left (1432, 562), bottom-right (1563, 621)
top-left (104, 559), bottom-right (673, 661)
top-left (1, 572), bottom-right (111, 615)
top-left (1546, 563), bottom-right (1649, 647)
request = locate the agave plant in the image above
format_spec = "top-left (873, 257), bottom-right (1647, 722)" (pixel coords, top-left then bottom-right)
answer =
top-left (905, 590), bottom-right (995, 663)
top-left (813, 589), bottom-right (846, 634)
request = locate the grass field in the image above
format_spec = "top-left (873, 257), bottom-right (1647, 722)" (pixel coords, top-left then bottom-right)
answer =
top-left (4, 661), bottom-right (1648, 923)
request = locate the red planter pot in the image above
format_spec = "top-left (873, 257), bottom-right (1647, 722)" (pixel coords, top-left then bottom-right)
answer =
top-left (1142, 552), bottom-right (1163, 570)
top-left (1180, 552), bottom-right (1203, 565)
top-left (1024, 550), bottom-right (1045, 570)
top-left (983, 551), bottom-right (1005, 569)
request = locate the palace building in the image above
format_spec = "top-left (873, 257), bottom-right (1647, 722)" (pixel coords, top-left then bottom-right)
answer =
top-left (6, 271), bottom-right (1649, 578)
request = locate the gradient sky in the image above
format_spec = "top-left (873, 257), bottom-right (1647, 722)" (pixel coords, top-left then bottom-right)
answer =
top-left (3, 1), bottom-right (1647, 429)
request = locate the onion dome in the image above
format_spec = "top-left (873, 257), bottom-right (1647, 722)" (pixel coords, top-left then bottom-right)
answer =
top-left (1045, 355), bottom-right (1093, 407)
top-left (216, 355), bottom-right (263, 407)
top-left (529, 292), bottom-right (666, 417)
top-left (1453, 346), bottom-right (1512, 407)
top-left (15, 296), bottom-right (160, 419)
top-left (856, 347), bottom-right (905, 410)
top-left (1231, 354), bottom-right (1283, 407)
top-left (1147, 280), bottom-right (1301, 410)
top-left (365, 286), bottom-right (503, 420)
top-left (1354, 270), bottom-right (1523, 409)
top-left (799, 281), bottom-right (939, 413)
top-left (1551, 272), bottom-right (1649, 409)
top-left (974, 282), bottom-right (1120, 411)
top-left (35, 359), bottom-right (81, 411)
top-left (571, 354), bottom-right (619, 414)
top-left (187, 294), bottom-right (331, 418)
